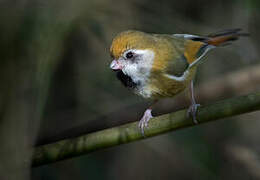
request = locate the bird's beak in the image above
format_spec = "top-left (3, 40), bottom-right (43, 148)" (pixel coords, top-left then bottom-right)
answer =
top-left (110, 59), bottom-right (123, 71)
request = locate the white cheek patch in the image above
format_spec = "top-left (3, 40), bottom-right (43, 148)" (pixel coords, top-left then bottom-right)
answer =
top-left (122, 49), bottom-right (155, 85)
top-left (121, 49), bottom-right (155, 98)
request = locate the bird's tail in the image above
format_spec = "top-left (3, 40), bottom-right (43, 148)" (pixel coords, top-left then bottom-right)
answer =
top-left (206, 28), bottom-right (249, 46)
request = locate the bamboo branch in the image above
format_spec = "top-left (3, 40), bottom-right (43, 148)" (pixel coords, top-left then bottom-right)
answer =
top-left (33, 91), bottom-right (260, 167)
top-left (36, 64), bottom-right (260, 146)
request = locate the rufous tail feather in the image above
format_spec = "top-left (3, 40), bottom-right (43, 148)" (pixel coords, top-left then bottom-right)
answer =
top-left (206, 28), bottom-right (249, 46)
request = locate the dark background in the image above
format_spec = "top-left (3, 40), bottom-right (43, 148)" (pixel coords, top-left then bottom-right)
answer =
top-left (0, 0), bottom-right (259, 179)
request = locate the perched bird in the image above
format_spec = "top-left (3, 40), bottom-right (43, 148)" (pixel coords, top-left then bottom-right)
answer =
top-left (109, 29), bottom-right (247, 136)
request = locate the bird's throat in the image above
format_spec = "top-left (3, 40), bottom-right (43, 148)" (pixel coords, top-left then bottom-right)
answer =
top-left (116, 70), bottom-right (138, 89)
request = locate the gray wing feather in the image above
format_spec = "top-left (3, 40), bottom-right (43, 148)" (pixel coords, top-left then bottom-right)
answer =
top-left (173, 33), bottom-right (209, 42)
top-left (165, 54), bottom-right (189, 77)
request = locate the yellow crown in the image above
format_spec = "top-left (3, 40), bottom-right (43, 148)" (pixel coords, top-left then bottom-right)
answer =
top-left (110, 30), bottom-right (154, 59)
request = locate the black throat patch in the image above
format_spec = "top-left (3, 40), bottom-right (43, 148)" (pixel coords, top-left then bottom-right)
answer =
top-left (116, 70), bottom-right (138, 89)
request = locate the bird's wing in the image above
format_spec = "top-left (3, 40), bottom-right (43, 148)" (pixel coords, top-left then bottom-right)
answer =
top-left (173, 34), bottom-right (215, 68)
top-left (164, 29), bottom-right (245, 80)
top-left (164, 35), bottom-right (213, 80)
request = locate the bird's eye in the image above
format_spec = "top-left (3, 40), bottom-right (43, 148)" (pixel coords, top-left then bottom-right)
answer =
top-left (125, 52), bottom-right (134, 59)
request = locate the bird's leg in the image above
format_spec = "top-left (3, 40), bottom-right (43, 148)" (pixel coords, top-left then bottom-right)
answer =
top-left (187, 80), bottom-right (200, 124)
top-left (138, 100), bottom-right (158, 137)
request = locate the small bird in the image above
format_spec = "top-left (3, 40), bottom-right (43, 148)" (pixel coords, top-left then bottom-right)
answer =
top-left (109, 29), bottom-right (247, 136)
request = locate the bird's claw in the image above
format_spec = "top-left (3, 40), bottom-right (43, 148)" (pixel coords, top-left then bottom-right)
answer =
top-left (187, 103), bottom-right (200, 124)
top-left (138, 109), bottom-right (153, 137)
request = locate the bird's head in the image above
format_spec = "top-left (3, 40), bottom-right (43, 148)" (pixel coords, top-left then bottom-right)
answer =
top-left (109, 30), bottom-right (156, 85)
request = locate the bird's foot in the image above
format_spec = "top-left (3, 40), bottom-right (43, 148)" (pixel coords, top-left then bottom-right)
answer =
top-left (138, 109), bottom-right (153, 137)
top-left (187, 103), bottom-right (200, 124)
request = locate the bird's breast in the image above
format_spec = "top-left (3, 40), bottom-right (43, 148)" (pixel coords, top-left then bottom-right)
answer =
top-left (144, 67), bottom-right (197, 99)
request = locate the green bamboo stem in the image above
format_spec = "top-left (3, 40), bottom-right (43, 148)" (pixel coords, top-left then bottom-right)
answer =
top-left (33, 92), bottom-right (260, 167)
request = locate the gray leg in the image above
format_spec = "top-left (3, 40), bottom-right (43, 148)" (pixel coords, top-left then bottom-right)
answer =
top-left (138, 108), bottom-right (153, 137)
top-left (187, 80), bottom-right (200, 124)
top-left (138, 100), bottom-right (158, 137)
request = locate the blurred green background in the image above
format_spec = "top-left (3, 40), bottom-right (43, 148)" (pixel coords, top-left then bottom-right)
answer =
top-left (0, 0), bottom-right (259, 179)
